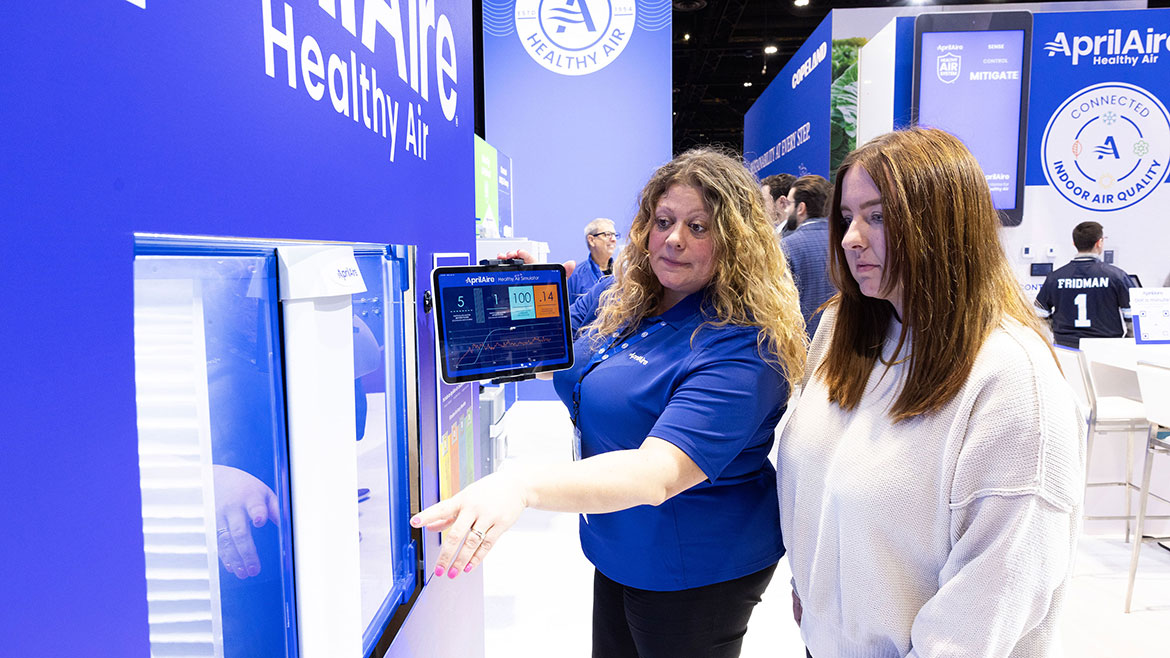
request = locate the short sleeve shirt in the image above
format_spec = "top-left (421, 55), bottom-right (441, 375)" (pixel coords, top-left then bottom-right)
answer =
top-left (552, 290), bottom-right (787, 591)
top-left (1035, 256), bottom-right (1133, 348)
top-left (569, 275), bottom-right (612, 335)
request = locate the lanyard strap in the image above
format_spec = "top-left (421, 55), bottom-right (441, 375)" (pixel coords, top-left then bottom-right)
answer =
top-left (570, 320), bottom-right (668, 426)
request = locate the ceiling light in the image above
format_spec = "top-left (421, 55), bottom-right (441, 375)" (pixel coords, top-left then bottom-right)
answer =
top-left (743, 81), bottom-right (753, 87)
top-left (794, 0), bottom-right (809, 7)
top-left (764, 45), bottom-right (778, 55)
top-left (684, 33), bottom-right (691, 41)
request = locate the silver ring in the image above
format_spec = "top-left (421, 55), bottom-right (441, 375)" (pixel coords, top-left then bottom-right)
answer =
top-left (470, 528), bottom-right (485, 541)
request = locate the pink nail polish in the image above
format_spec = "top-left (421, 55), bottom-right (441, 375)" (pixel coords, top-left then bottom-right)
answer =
top-left (463, 563), bottom-right (473, 573)
top-left (447, 566), bottom-right (458, 579)
top-left (434, 565), bottom-right (445, 577)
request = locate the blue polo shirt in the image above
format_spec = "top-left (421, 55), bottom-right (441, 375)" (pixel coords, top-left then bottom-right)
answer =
top-left (569, 275), bottom-right (612, 334)
top-left (553, 290), bottom-right (787, 591)
top-left (566, 253), bottom-right (611, 303)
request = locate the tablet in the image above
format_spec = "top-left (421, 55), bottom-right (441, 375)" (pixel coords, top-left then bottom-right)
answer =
top-left (432, 264), bottom-right (574, 383)
top-left (912, 11), bottom-right (1032, 226)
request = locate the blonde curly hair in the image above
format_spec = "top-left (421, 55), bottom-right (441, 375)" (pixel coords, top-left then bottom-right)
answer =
top-left (590, 148), bottom-right (807, 387)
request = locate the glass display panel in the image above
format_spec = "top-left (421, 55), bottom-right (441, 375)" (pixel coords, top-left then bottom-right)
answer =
top-left (133, 255), bottom-right (297, 658)
top-left (354, 249), bottom-right (417, 654)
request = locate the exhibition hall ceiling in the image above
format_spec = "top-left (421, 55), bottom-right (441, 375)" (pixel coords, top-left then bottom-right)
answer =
top-left (671, 0), bottom-right (1166, 153)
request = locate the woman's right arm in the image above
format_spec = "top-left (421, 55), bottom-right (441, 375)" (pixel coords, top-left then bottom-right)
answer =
top-left (416, 326), bottom-right (786, 578)
top-left (411, 435), bottom-right (707, 577)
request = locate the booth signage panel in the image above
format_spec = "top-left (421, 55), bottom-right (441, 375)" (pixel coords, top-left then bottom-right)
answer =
top-left (1133, 288), bottom-right (1170, 345)
top-left (916, 21), bottom-right (1029, 218)
top-left (1028, 8), bottom-right (1170, 213)
top-left (0, 1), bottom-right (474, 654)
top-left (482, 0), bottom-right (672, 265)
top-left (475, 136), bottom-right (501, 237)
top-left (483, 0), bottom-right (671, 400)
top-left (744, 13), bottom-right (834, 180)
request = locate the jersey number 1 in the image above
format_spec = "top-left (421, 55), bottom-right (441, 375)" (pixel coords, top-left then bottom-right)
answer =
top-left (1074, 293), bottom-right (1091, 328)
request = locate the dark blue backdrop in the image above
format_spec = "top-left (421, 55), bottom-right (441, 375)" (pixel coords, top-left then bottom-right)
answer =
top-left (744, 14), bottom-right (834, 180)
top-left (482, 0), bottom-right (671, 400)
top-left (0, 2), bottom-right (473, 655)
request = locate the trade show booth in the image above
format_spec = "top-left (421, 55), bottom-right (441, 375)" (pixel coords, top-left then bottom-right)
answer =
top-left (4, 1), bottom-right (1170, 656)
top-left (745, 1), bottom-right (1170, 544)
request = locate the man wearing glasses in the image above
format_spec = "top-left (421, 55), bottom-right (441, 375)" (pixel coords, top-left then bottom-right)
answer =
top-left (567, 218), bottom-right (620, 303)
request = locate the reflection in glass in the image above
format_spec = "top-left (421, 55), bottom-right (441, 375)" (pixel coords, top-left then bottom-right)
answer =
top-left (354, 249), bottom-right (416, 653)
top-left (133, 255), bottom-right (296, 658)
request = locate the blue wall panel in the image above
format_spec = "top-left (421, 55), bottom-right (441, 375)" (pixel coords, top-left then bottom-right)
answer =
top-left (1026, 8), bottom-right (1170, 194)
top-left (482, 0), bottom-right (672, 265)
top-left (744, 14), bottom-right (834, 180)
top-left (482, 0), bottom-right (672, 400)
top-left (0, 2), bottom-right (474, 655)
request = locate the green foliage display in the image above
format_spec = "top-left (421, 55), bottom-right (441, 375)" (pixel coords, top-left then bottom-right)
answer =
top-left (829, 37), bottom-right (866, 175)
top-left (831, 37), bottom-right (867, 80)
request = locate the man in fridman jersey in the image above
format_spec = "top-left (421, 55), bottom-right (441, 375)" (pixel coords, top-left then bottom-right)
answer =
top-left (1034, 221), bottom-right (1135, 348)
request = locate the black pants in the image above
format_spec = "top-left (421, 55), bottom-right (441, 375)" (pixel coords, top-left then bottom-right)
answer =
top-left (591, 563), bottom-right (777, 658)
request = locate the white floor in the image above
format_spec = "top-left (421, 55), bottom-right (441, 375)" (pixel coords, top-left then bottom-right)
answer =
top-left (483, 402), bottom-right (1170, 658)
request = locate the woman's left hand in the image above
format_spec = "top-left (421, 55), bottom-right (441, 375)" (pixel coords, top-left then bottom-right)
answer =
top-left (410, 470), bottom-right (529, 578)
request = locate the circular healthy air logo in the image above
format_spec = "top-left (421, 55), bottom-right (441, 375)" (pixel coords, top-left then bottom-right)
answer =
top-left (514, 0), bottom-right (636, 76)
top-left (1042, 82), bottom-right (1170, 212)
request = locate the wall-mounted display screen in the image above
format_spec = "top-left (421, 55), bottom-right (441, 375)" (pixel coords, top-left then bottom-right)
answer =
top-left (913, 11), bottom-right (1032, 226)
top-left (432, 264), bottom-right (573, 383)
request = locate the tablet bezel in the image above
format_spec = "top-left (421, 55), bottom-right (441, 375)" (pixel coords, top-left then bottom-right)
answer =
top-left (431, 263), bottom-right (574, 384)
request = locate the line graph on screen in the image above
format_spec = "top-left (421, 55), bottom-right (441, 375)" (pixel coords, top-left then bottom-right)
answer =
top-left (448, 319), bottom-right (566, 368)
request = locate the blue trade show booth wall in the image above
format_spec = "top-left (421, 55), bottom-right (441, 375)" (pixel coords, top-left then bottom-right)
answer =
top-left (744, 13), bottom-right (834, 181)
top-left (482, 0), bottom-right (673, 269)
top-left (0, 2), bottom-right (473, 655)
top-left (481, 0), bottom-right (673, 400)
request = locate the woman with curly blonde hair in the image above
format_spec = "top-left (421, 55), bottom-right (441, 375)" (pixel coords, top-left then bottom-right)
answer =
top-left (414, 148), bottom-right (807, 657)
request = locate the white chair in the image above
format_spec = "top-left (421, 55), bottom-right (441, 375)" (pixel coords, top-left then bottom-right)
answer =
top-left (1054, 345), bottom-right (1148, 540)
top-left (1125, 360), bottom-right (1170, 613)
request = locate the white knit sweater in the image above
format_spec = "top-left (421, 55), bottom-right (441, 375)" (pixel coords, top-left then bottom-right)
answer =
top-left (778, 308), bottom-right (1085, 658)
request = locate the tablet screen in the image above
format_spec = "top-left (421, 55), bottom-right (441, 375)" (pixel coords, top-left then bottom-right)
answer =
top-left (912, 12), bottom-right (1032, 226)
top-left (919, 29), bottom-right (1025, 212)
top-left (432, 264), bottom-right (574, 383)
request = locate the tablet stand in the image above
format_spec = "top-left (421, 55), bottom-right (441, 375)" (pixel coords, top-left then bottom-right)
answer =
top-left (479, 257), bottom-right (535, 384)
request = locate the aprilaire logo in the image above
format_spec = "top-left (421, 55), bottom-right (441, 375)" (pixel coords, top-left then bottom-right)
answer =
top-left (1044, 28), bottom-right (1168, 65)
top-left (1041, 82), bottom-right (1170, 212)
top-left (515, 0), bottom-right (636, 76)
